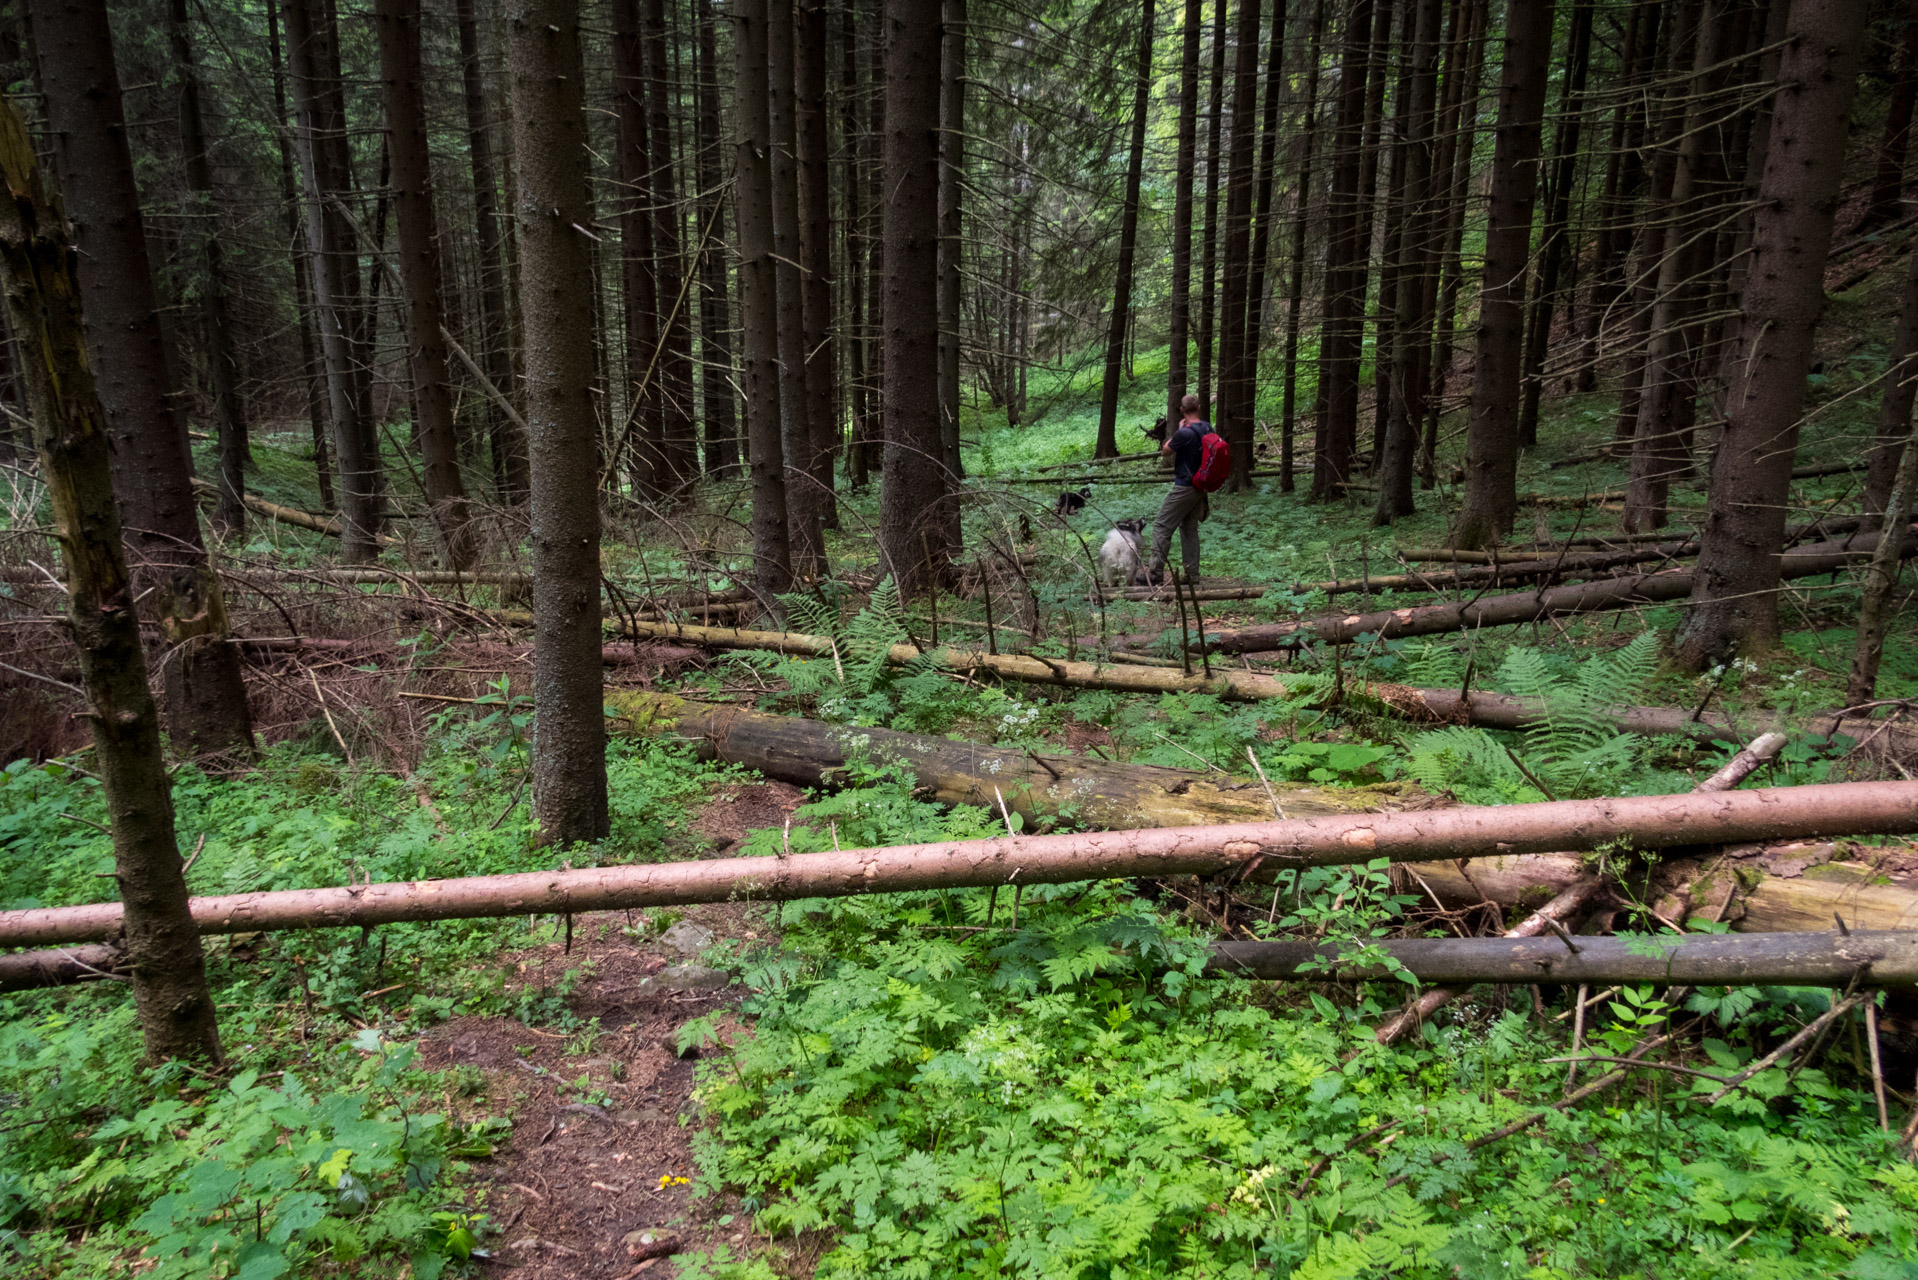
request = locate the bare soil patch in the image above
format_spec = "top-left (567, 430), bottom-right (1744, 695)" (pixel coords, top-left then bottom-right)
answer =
top-left (423, 900), bottom-right (778, 1278)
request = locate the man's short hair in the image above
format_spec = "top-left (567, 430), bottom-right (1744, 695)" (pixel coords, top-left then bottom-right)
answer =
top-left (1180, 393), bottom-right (1201, 414)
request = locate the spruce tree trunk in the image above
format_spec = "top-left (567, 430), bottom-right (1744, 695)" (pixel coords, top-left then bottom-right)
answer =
top-left (799, 0), bottom-right (840, 525)
top-left (0, 99), bottom-right (221, 1063)
top-left (698, 0), bottom-right (738, 477)
top-left (612, 0), bottom-right (662, 498)
top-left (1373, 0), bottom-right (1442, 524)
top-left (1196, 8), bottom-right (1228, 417)
top-left (1244, 0), bottom-right (1289, 353)
top-left (34, 0), bottom-right (254, 758)
top-left (1314, 0), bottom-right (1377, 500)
top-left (878, 0), bottom-right (947, 595)
top-left (165, 0), bottom-right (247, 538)
top-left (1867, 1), bottom-right (1918, 232)
top-left (935, 0), bottom-right (964, 505)
top-left (283, 0), bottom-right (383, 561)
top-left (507, 0), bottom-right (609, 844)
top-left (374, 0), bottom-right (475, 568)
top-left (1279, 0), bottom-right (1328, 494)
top-left (1674, 0), bottom-right (1867, 670)
top-left (1421, 0), bottom-right (1486, 483)
top-left (1216, 0), bottom-right (1260, 487)
top-left (768, 0), bottom-right (823, 571)
top-left (735, 0), bottom-right (793, 598)
top-left (841, 0), bottom-right (867, 487)
top-left (1625, 3), bottom-right (1733, 533)
top-left (1575, 1), bottom-right (1657, 395)
top-left (1610, 2), bottom-right (1688, 448)
top-left (1449, 0), bottom-right (1553, 548)
top-left (455, 0), bottom-right (525, 502)
top-left (1515, 0), bottom-right (1591, 449)
top-left (1095, 0), bottom-right (1155, 463)
top-left (268, 0), bottom-right (334, 513)
top-left (1868, 230), bottom-right (1918, 525)
top-left (647, 0), bottom-right (697, 493)
top-left (1850, 422), bottom-right (1918, 704)
top-left (1167, 0), bottom-right (1203, 434)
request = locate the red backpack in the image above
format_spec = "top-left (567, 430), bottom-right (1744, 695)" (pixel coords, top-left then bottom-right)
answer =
top-left (1190, 428), bottom-right (1232, 492)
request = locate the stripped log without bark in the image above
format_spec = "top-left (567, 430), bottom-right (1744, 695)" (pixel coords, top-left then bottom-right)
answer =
top-left (1203, 528), bottom-right (1918, 652)
top-left (0, 783), bottom-right (1912, 949)
top-left (1371, 731), bottom-right (1789, 1045)
top-left (612, 620), bottom-right (1916, 753)
top-left (1206, 930), bottom-right (1918, 988)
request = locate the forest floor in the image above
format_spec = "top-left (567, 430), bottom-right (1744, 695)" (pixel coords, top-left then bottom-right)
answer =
top-left (3, 265), bottom-right (1918, 1278)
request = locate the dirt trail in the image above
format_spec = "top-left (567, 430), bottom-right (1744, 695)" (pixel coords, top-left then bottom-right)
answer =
top-left (421, 782), bottom-right (805, 1278)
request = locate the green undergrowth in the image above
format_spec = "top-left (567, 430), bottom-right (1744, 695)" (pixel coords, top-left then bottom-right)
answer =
top-left (0, 710), bottom-right (744, 1278)
top-left (672, 776), bottom-right (1918, 1280)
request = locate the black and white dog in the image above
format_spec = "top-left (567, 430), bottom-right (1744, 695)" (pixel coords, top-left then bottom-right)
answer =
top-left (1099, 518), bottom-right (1147, 586)
top-left (1054, 486), bottom-right (1091, 517)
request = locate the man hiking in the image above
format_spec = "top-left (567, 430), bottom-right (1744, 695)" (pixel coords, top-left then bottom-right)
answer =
top-left (1137, 393), bottom-right (1214, 586)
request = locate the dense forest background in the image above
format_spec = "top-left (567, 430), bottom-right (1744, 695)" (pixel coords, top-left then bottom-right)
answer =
top-left (2, 0), bottom-right (1918, 1276)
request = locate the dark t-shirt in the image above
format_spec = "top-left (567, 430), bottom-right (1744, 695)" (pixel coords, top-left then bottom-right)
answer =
top-left (1170, 421), bottom-right (1208, 486)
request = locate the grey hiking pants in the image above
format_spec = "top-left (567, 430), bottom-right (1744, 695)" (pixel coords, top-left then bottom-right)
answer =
top-left (1148, 482), bottom-right (1205, 581)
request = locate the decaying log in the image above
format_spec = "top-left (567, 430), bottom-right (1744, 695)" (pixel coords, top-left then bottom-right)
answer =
top-left (603, 689), bottom-right (1400, 829)
top-left (1203, 528), bottom-right (1917, 653)
top-left (0, 782), bottom-right (1910, 949)
top-left (1207, 929), bottom-right (1918, 987)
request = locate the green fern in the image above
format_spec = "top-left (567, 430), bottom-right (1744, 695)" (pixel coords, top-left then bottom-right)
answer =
top-left (1405, 634), bottom-right (1662, 802)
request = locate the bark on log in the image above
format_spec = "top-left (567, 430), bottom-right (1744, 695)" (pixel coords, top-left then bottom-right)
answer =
top-left (1203, 528), bottom-right (1916, 652)
top-left (1, 782), bottom-right (1911, 949)
top-left (0, 943), bottom-right (127, 989)
top-left (1207, 929), bottom-right (1918, 987)
top-left (613, 620), bottom-right (1915, 753)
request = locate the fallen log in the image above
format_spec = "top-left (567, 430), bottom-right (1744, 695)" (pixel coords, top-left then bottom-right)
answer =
top-left (1371, 732), bottom-right (1788, 1044)
top-left (1308, 544), bottom-right (1699, 596)
top-left (1206, 929), bottom-right (1918, 988)
top-left (613, 618), bottom-right (1917, 754)
top-left (603, 689), bottom-right (1398, 830)
top-left (1203, 528), bottom-right (1916, 652)
top-left (191, 478), bottom-right (351, 539)
top-left (0, 782), bottom-right (1910, 949)
top-left (10, 917), bottom-right (1906, 996)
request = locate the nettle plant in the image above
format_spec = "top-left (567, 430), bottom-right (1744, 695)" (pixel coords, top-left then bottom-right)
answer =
top-left (1, 1020), bottom-right (498, 1279)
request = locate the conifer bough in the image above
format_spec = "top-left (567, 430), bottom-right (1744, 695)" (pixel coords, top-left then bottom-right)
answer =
top-left (0, 782), bottom-right (1912, 951)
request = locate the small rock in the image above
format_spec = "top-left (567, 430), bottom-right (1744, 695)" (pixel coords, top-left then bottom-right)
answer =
top-left (659, 920), bottom-right (716, 957)
top-left (678, 1096), bottom-right (704, 1125)
top-left (652, 963), bottom-right (730, 991)
top-left (624, 1228), bottom-right (683, 1260)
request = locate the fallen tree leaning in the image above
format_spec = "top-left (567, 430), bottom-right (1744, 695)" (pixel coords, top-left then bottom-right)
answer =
top-left (1202, 528), bottom-right (1916, 652)
top-left (1205, 929), bottom-right (1918, 987)
top-left (611, 620), bottom-right (1915, 752)
top-left (0, 782), bottom-right (1911, 950)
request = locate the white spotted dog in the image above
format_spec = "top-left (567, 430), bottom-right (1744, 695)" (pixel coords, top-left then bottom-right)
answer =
top-left (1099, 518), bottom-right (1146, 587)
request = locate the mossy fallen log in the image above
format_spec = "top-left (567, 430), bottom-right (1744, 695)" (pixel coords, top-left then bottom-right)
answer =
top-left (602, 689), bottom-right (1399, 829)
